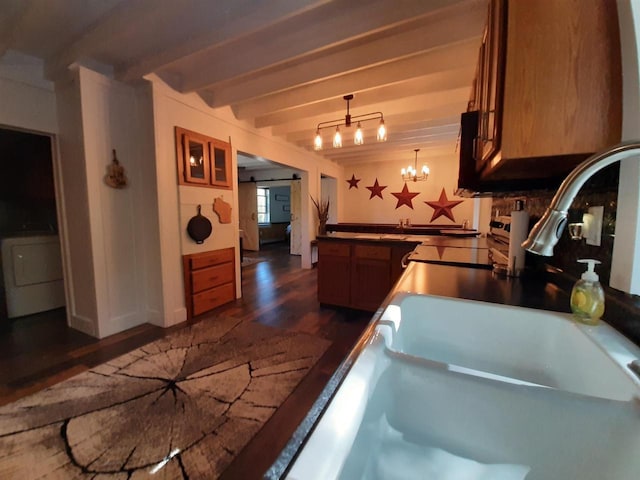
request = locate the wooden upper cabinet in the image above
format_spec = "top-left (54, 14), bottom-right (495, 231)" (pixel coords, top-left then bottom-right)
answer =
top-left (474, 0), bottom-right (506, 174)
top-left (209, 138), bottom-right (232, 188)
top-left (476, 0), bottom-right (622, 181)
top-left (176, 127), bottom-right (233, 189)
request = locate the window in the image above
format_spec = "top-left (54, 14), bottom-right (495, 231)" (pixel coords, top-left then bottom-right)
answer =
top-left (257, 187), bottom-right (270, 224)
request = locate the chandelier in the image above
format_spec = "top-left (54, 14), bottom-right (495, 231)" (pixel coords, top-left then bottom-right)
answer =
top-left (401, 149), bottom-right (430, 182)
top-left (313, 94), bottom-right (387, 150)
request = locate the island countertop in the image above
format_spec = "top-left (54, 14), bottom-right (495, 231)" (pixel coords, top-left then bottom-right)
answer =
top-left (317, 231), bottom-right (482, 246)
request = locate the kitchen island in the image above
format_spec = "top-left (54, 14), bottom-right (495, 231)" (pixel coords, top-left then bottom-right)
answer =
top-left (267, 258), bottom-right (640, 479)
top-left (316, 232), bottom-right (490, 311)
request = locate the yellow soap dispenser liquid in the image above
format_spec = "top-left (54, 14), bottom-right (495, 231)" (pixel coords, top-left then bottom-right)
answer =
top-left (570, 259), bottom-right (605, 325)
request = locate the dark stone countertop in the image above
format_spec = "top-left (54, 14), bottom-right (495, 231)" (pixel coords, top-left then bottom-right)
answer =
top-left (325, 223), bottom-right (479, 236)
top-left (316, 231), bottom-right (482, 246)
top-left (264, 260), bottom-right (640, 479)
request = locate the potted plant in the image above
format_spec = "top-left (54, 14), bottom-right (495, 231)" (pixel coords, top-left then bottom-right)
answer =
top-left (311, 196), bottom-right (330, 236)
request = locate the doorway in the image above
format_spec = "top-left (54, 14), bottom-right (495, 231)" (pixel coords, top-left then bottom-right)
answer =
top-left (0, 127), bottom-right (68, 333)
top-left (237, 151), bottom-right (304, 262)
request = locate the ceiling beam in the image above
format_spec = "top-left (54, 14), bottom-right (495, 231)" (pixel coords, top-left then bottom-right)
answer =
top-left (202, 2), bottom-right (484, 106)
top-left (268, 90), bottom-right (469, 136)
top-left (179, 0), bottom-right (474, 92)
top-left (253, 76), bottom-right (473, 128)
top-left (232, 46), bottom-right (477, 120)
top-left (44, 0), bottom-right (167, 80)
top-left (117, 0), bottom-right (331, 82)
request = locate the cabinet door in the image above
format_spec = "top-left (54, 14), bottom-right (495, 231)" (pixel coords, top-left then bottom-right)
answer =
top-left (210, 139), bottom-right (232, 189)
top-left (350, 258), bottom-right (391, 311)
top-left (351, 245), bottom-right (392, 312)
top-left (476, 0), bottom-right (506, 174)
top-left (317, 242), bottom-right (351, 307)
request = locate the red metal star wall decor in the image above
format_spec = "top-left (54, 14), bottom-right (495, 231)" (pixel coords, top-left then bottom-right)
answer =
top-left (346, 174), bottom-right (361, 189)
top-left (391, 184), bottom-right (420, 209)
top-left (424, 188), bottom-right (464, 222)
top-left (366, 178), bottom-right (387, 199)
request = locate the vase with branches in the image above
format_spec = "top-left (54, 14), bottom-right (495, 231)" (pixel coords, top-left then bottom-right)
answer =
top-left (311, 196), bottom-right (330, 236)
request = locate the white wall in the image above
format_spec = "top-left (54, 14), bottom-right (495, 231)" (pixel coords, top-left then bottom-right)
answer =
top-left (321, 176), bottom-right (338, 224)
top-left (68, 67), bottom-right (154, 337)
top-left (55, 69), bottom-right (98, 336)
top-left (612, 0), bottom-right (640, 294)
top-left (0, 52), bottom-right (57, 133)
top-left (340, 155), bottom-right (476, 226)
top-left (148, 76), bottom-right (342, 327)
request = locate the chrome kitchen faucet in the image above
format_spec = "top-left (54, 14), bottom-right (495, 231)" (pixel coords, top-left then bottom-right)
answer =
top-left (523, 141), bottom-right (640, 256)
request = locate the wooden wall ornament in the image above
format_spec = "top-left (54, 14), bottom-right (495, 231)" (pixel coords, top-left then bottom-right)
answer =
top-left (213, 196), bottom-right (232, 224)
top-left (366, 178), bottom-right (387, 199)
top-left (346, 174), bottom-right (361, 189)
top-left (424, 188), bottom-right (464, 222)
top-left (391, 184), bottom-right (419, 209)
top-left (104, 149), bottom-right (128, 189)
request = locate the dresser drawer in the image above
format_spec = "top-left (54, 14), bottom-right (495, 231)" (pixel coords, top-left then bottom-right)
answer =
top-left (189, 247), bottom-right (234, 270)
top-left (191, 262), bottom-right (234, 293)
top-left (192, 282), bottom-right (235, 316)
top-left (354, 244), bottom-right (391, 260)
top-left (183, 247), bottom-right (236, 319)
top-left (318, 242), bottom-right (350, 257)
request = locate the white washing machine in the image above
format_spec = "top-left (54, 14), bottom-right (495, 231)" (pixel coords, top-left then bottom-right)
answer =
top-left (1, 234), bottom-right (65, 318)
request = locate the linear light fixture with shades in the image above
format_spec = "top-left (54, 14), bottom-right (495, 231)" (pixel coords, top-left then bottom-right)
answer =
top-left (401, 148), bottom-right (430, 182)
top-left (313, 94), bottom-right (387, 150)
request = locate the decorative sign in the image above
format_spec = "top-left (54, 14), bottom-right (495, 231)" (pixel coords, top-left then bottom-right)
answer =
top-left (366, 178), bottom-right (387, 199)
top-left (424, 188), bottom-right (463, 222)
top-left (391, 184), bottom-right (420, 209)
top-left (213, 196), bottom-right (232, 224)
top-left (104, 149), bottom-right (128, 189)
top-left (346, 174), bottom-right (361, 189)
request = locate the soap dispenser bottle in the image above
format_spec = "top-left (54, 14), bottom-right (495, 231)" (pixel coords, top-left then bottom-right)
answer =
top-left (570, 259), bottom-right (605, 325)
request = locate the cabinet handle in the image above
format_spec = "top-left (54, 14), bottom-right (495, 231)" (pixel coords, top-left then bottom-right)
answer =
top-left (401, 252), bottom-right (412, 269)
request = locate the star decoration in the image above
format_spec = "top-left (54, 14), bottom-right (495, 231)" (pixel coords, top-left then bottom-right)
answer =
top-left (346, 174), bottom-right (361, 189)
top-left (425, 188), bottom-right (464, 222)
top-left (391, 184), bottom-right (420, 209)
top-left (366, 178), bottom-right (387, 199)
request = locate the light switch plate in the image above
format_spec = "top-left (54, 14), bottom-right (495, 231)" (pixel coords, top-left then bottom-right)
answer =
top-left (585, 206), bottom-right (603, 246)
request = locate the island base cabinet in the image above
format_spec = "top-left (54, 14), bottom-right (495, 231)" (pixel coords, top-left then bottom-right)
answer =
top-left (317, 240), bottom-right (412, 312)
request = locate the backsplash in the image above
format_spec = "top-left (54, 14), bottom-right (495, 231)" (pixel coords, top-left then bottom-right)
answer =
top-left (492, 163), bottom-right (619, 286)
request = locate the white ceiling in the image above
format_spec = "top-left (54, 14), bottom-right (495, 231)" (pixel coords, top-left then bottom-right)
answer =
top-left (0, 0), bottom-right (487, 170)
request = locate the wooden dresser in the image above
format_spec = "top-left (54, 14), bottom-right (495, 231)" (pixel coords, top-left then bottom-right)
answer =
top-left (183, 247), bottom-right (235, 319)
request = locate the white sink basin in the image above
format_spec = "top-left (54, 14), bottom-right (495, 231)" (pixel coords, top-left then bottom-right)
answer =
top-left (379, 294), bottom-right (640, 401)
top-left (287, 294), bottom-right (640, 480)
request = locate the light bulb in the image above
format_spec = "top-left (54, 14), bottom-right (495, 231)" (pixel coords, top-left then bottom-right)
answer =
top-left (354, 122), bottom-right (364, 145)
top-left (377, 119), bottom-right (387, 142)
top-left (422, 165), bottom-right (429, 175)
top-left (314, 130), bottom-right (323, 150)
top-left (333, 126), bottom-right (342, 148)
top-left (401, 168), bottom-right (406, 176)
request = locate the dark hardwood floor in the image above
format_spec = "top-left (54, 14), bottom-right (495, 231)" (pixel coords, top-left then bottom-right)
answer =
top-left (0, 241), bottom-right (372, 478)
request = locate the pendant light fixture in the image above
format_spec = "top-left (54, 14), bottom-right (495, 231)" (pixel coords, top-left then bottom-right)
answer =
top-left (313, 94), bottom-right (387, 150)
top-left (401, 149), bottom-right (429, 182)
